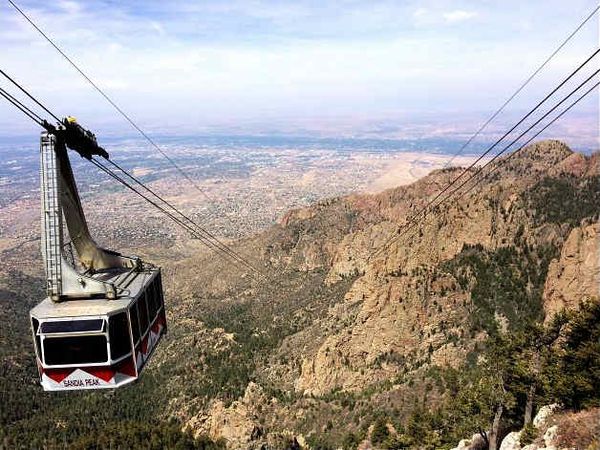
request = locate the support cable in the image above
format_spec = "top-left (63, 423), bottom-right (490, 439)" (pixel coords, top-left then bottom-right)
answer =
top-left (438, 79), bottom-right (600, 221)
top-left (0, 68), bottom-right (61, 123)
top-left (377, 76), bottom-right (600, 262)
top-left (7, 0), bottom-right (225, 212)
top-left (101, 158), bottom-right (266, 277)
top-left (0, 86), bottom-right (44, 125)
top-left (442, 2), bottom-right (600, 169)
top-left (0, 71), bottom-right (265, 281)
top-left (369, 48), bottom-right (600, 260)
top-left (90, 158), bottom-right (266, 280)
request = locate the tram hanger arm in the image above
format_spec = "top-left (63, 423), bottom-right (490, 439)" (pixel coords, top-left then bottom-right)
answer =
top-left (38, 117), bottom-right (134, 277)
top-left (42, 116), bottom-right (109, 160)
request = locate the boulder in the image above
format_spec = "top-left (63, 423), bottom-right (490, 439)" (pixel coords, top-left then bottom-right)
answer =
top-left (533, 404), bottom-right (560, 428)
top-left (500, 431), bottom-right (522, 450)
top-left (450, 433), bottom-right (486, 450)
top-left (543, 425), bottom-right (559, 448)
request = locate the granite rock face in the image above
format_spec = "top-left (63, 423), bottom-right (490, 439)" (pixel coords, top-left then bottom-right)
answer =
top-left (543, 223), bottom-right (599, 321)
top-left (176, 141), bottom-right (599, 448)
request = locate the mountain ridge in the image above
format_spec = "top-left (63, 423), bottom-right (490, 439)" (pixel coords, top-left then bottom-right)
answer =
top-left (1, 139), bottom-right (598, 449)
top-left (159, 139), bottom-right (599, 448)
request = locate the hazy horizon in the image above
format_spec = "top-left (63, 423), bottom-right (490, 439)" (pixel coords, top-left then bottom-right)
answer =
top-left (1, 0), bottom-right (598, 147)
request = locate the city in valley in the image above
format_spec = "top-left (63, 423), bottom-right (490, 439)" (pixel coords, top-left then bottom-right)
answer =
top-left (0, 136), bottom-right (476, 273)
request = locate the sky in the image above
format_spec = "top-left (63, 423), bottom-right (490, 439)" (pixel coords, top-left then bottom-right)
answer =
top-left (0, 0), bottom-right (598, 145)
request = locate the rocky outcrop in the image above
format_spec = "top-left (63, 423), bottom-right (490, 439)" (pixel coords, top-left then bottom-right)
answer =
top-left (500, 431), bottom-right (522, 450)
top-left (178, 141), bottom-right (598, 447)
top-left (496, 404), bottom-right (599, 450)
top-left (185, 382), bottom-right (267, 447)
top-left (293, 143), bottom-right (580, 395)
top-left (450, 433), bottom-right (486, 450)
top-left (496, 406), bottom-right (557, 450)
top-left (543, 223), bottom-right (599, 320)
top-left (294, 271), bottom-right (473, 394)
top-left (533, 404), bottom-right (560, 427)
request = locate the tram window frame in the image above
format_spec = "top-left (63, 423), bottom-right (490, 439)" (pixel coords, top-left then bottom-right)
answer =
top-left (43, 335), bottom-right (108, 366)
top-left (130, 302), bottom-right (140, 344)
top-left (138, 293), bottom-right (149, 336)
top-left (148, 278), bottom-right (158, 320)
top-left (156, 275), bottom-right (164, 309)
top-left (108, 312), bottom-right (131, 361)
top-left (41, 319), bottom-right (104, 334)
top-left (31, 317), bottom-right (41, 358)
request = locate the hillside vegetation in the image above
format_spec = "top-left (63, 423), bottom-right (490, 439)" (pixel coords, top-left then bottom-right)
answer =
top-left (0, 140), bottom-right (598, 449)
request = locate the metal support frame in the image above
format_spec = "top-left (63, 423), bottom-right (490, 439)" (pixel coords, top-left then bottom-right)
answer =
top-left (39, 131), bottom-right (139, 301)
top-left (40, 133), bottom-right (63, 300)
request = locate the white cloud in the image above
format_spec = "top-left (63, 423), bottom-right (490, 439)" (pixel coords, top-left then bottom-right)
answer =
top-left (57, 0), bottom-right (82, 15)
top-left (0, 0), bottom-right (596, 140)
top-left (413, 8), bottom-right (428, 19)
top-left (150, 21), bottom-right (166, 36)
top-left (443, 10), bottom-right (478, 23)
top-left (411, 7), bottom-right (429, 26)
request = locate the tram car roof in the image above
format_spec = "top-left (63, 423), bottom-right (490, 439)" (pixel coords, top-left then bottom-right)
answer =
top-left (30, 267), bottom-right (159, 319)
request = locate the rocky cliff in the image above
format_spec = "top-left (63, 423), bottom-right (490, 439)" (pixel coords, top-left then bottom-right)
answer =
top-left (543, 223), bottom-right (599, 319)
top-left (2, 140), bottom-right (597, 450)
top-left (163, 140), bottom-right (599, 447)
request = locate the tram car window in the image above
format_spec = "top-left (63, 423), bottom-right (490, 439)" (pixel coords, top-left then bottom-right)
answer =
top-left (109, 313), bottom-right (131, 360)
top-left (138, 294), bottom-right (149, 335)
top-left (44, 334), bottom-right (108, 366)
top-left (130, 302), bottom-right (141, 344)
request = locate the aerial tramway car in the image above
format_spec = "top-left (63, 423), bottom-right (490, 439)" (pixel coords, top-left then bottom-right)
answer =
top-left (29, 118), bottom-right (167, 391)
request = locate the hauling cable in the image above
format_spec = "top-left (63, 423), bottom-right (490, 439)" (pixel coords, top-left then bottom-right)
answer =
top-left (375, 68), bottom-right (600, 260)
top-left (0, 68), bottom-right (62, 123)
top-left (441, 2), bottom-right (600, 169)
top-left (436, 78), bottom-right (600, 223)
top-left (8, 0), bottom-right (269, 277)
top-left (343, 2), bottom-right (600, 191)
top-left (97, 158), bottom-right (266, 279)
top-left (394, 78), bottom-right (600, 260)
top-left (0, 86), bottom-right (44, 125)
top-left (7, 0), bottom-right (241, 227)
top-left (0, 70), bottom-right (267, 282)
top-left (376, 73), bottom-right (600, 263)
top-left (90, 158), bottom-right (266, 281)
top-left (369, 47), bottom-right (600, 261)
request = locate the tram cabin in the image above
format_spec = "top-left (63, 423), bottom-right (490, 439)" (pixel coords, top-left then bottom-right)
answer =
top-left (30, 268), bottom-right (166, 391)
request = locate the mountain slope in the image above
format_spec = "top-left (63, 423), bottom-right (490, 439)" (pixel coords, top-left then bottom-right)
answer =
top-left (159, 140), bottom-right (598, 447)
top-left (1, 140), bottom-right (598, 449)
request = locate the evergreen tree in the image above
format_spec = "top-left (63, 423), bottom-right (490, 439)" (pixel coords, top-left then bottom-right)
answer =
top-left (550, 298), bottom-right (600, 409)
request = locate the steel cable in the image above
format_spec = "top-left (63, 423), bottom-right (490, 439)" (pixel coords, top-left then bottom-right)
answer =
top-left (0, 86), bottom-right (44, 125)
top-left (0, 71), bottom-right (266, 281)
top-left (0, 68), bottom-right (62, 123)
top-left (378, 78), bottom-right (600, 268)
top-left (369, 48), bottom-right (600, 260)
top-left (90, 158), bottom-right (267, 281)
top-left (7, 0), bottom-right (234, 225)
top-left (441, 2), bottom-right (600, 169)
top-left (101, 158), bottom-right (266, 278)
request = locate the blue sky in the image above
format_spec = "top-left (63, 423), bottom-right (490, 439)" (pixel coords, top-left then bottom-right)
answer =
top-left (0, 0), bottom-right (598, 145)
